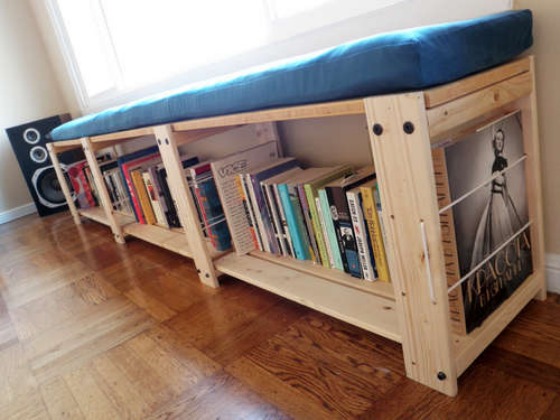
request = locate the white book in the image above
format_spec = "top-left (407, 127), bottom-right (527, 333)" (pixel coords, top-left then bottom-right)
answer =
top-left (211, 141), bottom-right (279, 255)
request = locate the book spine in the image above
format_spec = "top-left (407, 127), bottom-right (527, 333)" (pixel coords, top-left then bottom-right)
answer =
top-left (156, 168), bottom-right (180, 228)
top-left (77, 166), bottom-right (96, 208)
top-left (362, 184), bottom-right (390, 283)
top-left (315, 196), bottom-right (335, 268)
top-left (278, 183), bottom-right (310, 260)
top-left (347, 190), bottom-right (375, 281)
top-left (200, 176), bottom-right (231, 251)
top-left (432, 148), bottom-right (467, 335)
top-left (122, 166), bottom-right (145, 224)
top-left (305, 185), bottom-right (330, 268)
top-left (262, 182), bottom-right (287, 255)
top-left (251, 176), bottom-right (281, 255)
top-left (132, 170), bottom-right (156, 225)
top-left (318, 189), bottom-right (344, 271)
top-left (143, 172), bottom-right (166, 226)
top-left (237, 174), bottom-right (263, 251)
top-left (246, 174), bottom-right (270, 253)
top-left (326, 185), bottom-right (362, 278)
top-left (147, 167), bottom-right (168, 227)
top-left (297, 184), bottom-right (319, 263)
top-left (273, 183), bottom-right (294, 257)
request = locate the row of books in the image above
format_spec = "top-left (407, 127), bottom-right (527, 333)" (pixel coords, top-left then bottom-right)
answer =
top-left (67, 146), bottom-right (231, 252)
top-left (223, 146), bottom-right (390, 282)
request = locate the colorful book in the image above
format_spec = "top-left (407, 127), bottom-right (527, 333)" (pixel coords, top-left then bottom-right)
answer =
top-left (67, 160), bottom-right (96, 209)
top-left (131, 169), bottom-right (156, 224)
top-left (347, 186), bottom-right (377, 281)
top-left (361, 180), bottom-right (391, 283)
top-left (324, 166), bottom-right (375, 278)
top-left (186, 162), bottom-right (231, 252)
top-left (318, 188), bottom-right (344, 271)
top-left (245, 158), bottom-right (300, 255)
top-left (211, 141), bottom-right (279, 255)
top-left (147, 166), bottom-right (169, 227)
top-left (261, 167), bottom-right (304, 257)
top-left (142, 171), bottom-right (167, 226)
top-left (303, 165), bottom-right (354, 267)
top-left (118, 147), bottom-right (160, 223)
top-left (277, 168), bottom-right (334, 261)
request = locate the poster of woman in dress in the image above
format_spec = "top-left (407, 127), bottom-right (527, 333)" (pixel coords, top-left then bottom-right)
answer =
top-left (442, 111), bottom-right (533, 332)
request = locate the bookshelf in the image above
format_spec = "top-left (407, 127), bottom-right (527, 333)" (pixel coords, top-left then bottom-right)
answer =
top-left (47, 56), bottom-right (545, 397)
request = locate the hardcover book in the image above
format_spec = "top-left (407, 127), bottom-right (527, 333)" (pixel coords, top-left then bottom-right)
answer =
top-left (434, 111), bottom-right (532, 334)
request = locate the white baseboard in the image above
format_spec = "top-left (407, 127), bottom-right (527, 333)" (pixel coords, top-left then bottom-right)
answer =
top-left (546, 253), bottom-right (560, 294)
top-left (0, 202), bottom-right (37, 225)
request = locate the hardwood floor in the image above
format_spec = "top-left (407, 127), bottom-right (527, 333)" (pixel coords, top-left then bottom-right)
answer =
top-left (0, 212), bottom-right (558, 419)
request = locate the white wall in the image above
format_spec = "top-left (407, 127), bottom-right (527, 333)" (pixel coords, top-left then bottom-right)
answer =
top-left (0, 0), bottom-right (68, 216)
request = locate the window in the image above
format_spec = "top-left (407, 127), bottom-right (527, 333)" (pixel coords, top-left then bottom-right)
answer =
top-left (46, 0), bottom-right (406, 111)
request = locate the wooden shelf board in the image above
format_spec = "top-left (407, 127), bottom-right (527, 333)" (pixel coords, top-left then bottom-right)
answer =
top-left (172, 99), bottom-right (365, 131)
top-left (251, 250), bottom-right (395, 300)
top-left (123, 223), bottom-right (192, 258)
top-left (78, 207), bottom-right (135, 227)
top-left (453, 269), bottom-right (544, 376)
top-left (215, 253), bottom-right (401, 343)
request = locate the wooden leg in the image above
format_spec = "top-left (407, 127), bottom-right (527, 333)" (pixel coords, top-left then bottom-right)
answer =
top-left (81, 138), bottom-right (126, 244)
top-left (364, 93), bottom-right (458, 396)
top-left (154, 125), bottom-right (220, 288)
top-left (47, 143), bottom-right (81, 226)
top-left (518, 57), bottom-right (547, 302)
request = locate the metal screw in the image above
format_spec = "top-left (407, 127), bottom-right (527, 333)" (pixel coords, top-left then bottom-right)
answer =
top-left (403, 121), bottom-right (415, 134)
top-left (165, 138), bottom-right (169, 145)
top-left (372, 123), bottom-right (383, 136)
top-left (437, 371), bottom-right (447, 381)
top-left (157, 138), bottom-right (161, 145)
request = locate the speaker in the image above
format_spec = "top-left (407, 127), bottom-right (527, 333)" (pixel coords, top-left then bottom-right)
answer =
top-left (5, 114), bottom-right (83, 217)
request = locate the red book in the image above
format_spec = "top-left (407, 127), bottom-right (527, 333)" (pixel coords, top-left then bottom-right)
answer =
top-left (120, 154), bottom-right (160, 224)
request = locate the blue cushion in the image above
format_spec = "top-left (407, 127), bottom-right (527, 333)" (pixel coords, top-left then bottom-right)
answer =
top-left (50, 10), bottom-right (533, 141)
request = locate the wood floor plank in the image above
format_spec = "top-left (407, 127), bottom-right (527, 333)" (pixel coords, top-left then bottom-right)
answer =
top-left (63, 364), bottom-right (122, 420)
top-left (24, 298), bottom-right (155, 383)
top-left (149, 372), bottom-right (287, 420)
top-left (40, 377), bottom-right (85, 420)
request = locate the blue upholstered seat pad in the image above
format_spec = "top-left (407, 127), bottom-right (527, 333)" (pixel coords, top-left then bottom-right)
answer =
top-left (51, 10), bottom-right (532, 141)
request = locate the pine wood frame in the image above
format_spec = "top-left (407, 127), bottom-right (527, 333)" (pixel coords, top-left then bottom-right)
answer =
top-left (47, 56), bottom-right (545, 396)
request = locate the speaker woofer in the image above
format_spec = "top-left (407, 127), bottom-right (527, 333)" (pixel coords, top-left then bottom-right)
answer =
top-left (31, 165), bottom-right (74, 208)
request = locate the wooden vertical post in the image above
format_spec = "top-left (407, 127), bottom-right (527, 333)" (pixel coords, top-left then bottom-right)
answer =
top-left (518, 57), bottom-right (547, 301)
top-left (81, 137), bottom-right (126, 244)
top-left (154, 125), bottom-right (219, 288)
top-left (46, 143), bottom-right (81, 226)
top-left (364, 93), bottom-right (457, 396)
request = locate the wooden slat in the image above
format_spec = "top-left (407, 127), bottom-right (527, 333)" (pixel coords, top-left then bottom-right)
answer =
top-left (122, 223), bottom-right (192, 258)
top-left (364, 93), bottom-right (457, 396)
top-left (424, 57), bottom-right (531, 108)
top-left (48, 139), bottom-right (83, 153)
top-left (251, 251), bottom-right (395, 300)
top-left (515, 57), bottom-right (547, 301)
top-left (172, 99), bottom-right (365, 131)
top-left (81, 137), bottom-right (126, 244)
top-left (79, 207), bottom-right (135, 227)
top-left (90, 127), bottom-right (154, 144)
top-left (172, 126), bottom-right (244, 146)
top-left (427, 71), bottom-right (533, 140)
top-left (154, 125), bottom-right (219, 288)
top-left (214, 253), bottom-right (401, 343)
top-left (46, 143), bottom-right (81, 225)
top-left (453, 270), bottom-right (544, 376)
